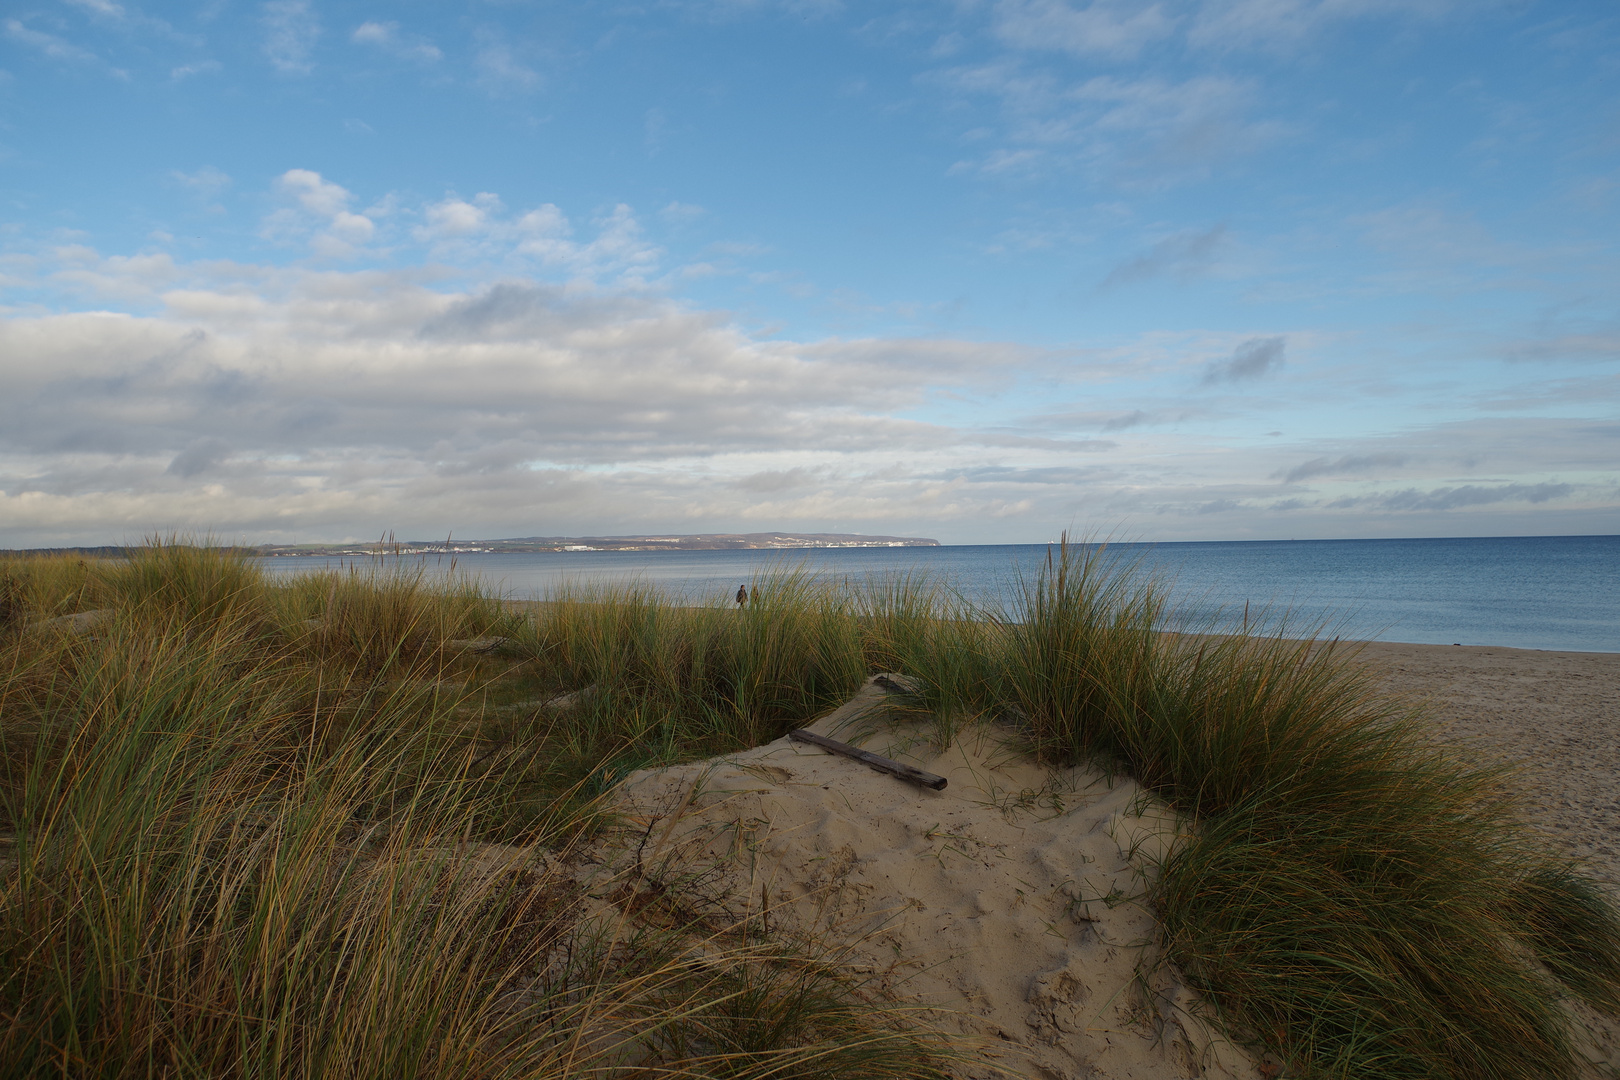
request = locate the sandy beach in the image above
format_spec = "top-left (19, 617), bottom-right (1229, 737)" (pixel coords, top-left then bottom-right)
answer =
top-left (1356, 641), bottom-right (1620, 890)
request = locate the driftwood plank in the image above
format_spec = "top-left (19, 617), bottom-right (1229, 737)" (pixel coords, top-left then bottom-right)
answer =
top-left (787, 729), bottom-right (947, 790)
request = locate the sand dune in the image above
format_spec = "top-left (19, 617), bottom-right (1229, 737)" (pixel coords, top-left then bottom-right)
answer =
top-left (607, 645), bottom-right (1620, 1078)
top-left (616, 678), bottom-right (1263, 1080)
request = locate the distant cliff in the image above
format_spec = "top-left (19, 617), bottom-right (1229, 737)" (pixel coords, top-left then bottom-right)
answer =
top-left (257, 532), bottom-right (941, 556)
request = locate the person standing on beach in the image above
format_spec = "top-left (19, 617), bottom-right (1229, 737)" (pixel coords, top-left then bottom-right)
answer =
top-left (736, 584), bottom-right (748, 607)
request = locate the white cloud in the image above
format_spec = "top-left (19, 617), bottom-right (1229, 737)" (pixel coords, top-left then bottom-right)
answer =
top-left (979, 0), bottom-right (1474, 58)
top-left (1188, 0), bottom-right (1322, 49)
top-left (350, 20), bottom-right (388, 45)
top-left (994, 0), bottom-right (1177, 59)
top-left (475, 39), bottom-right (541, 93)
top-left (1188, 0), bottom-right (1465, 52)
top-left (517, 204), bottom-right (570, 237)
top-left (328, 211), bottom-right (375, 244)
top-left (351, 20), bottom-right (442, 63)
top-left (5, 18), bottom-right (103, 65)
top-left (410, 194), bottom-right (663, 280)
top-left (660, 202), bottom-right (707, 224)
top-left (249, 173), bottom-right (666, 278)
top-left (277, 168), bottom-right (349, 216)
top-left (263, 169), bottom-right (378, 257)
top-left (564, 204), bottom-right (661, 277)
top-left (939, 0), bottom-right (1473, 185)
top-left (171, 165), bottom-right (231, 199)
top-left (261, 0), bottom-right (319, 75)
top-left (170, 60), bottom-right (222, 79)
top-left (939, 61), bottom-right (1279, 184)
top-left (417, 193), bottom-right (505, 240)
top-left (63, 0), bottom-right (127, 19)
top-left (52, 251), bottom-right (182, 302)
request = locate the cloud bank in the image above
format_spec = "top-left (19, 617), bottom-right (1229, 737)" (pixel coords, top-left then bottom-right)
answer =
top-left (2, 244), bottom-right (1612, 547)
top-left (0, 252), bottom-right (1062, 544)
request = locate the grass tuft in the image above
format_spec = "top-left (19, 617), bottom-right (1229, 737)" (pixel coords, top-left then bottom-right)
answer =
top-left (998, 535), bottom-right (1620, 1079)
top-left (1513, 862), bottom-right (1620, 1014)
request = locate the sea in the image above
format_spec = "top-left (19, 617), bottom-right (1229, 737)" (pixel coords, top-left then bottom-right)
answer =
top-left (254, 534), bottom-right (1620, 653)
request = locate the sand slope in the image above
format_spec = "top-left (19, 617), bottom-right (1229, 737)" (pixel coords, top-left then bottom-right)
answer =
top-left (616, 678), bottom-right (1262, 1080)
top-left (605, 646), bottom-right (1620, 1078)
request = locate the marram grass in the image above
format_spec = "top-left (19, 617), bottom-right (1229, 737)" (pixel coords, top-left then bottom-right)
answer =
top-left (1000, 539), bottom-right (1620, 1079)
top-left (0, 545), bottom-right (947, 1080)
top-left (0, 539), bottom-right (1616, 1079)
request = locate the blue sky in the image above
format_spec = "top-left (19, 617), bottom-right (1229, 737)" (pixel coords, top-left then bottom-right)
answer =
top-left (2, 0), bottom-right (1617, 546)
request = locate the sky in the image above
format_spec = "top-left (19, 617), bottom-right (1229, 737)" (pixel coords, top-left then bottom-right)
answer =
top-left (1, 0), bottom-right (1618, 547)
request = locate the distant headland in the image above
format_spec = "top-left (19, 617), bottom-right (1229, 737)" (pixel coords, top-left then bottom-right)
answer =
top-left (0, 533), bottom-right (942, 557)
top-left (257, 532), bottom-right (941, 556)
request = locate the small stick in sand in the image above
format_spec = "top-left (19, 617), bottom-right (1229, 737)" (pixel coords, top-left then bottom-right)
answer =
top-left (788, 729), bottom-right (948, 790)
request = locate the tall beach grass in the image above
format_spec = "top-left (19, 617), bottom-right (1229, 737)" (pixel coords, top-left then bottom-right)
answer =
top-left (0, 539), bottom-right (1616, 1079)
top-left (0, 545), bottom-right (947, 1079)
top-left (998, 539), bottom-right (1620, 1079)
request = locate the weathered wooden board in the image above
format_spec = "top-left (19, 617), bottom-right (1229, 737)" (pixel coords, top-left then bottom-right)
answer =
top-left (787, 728), bottom-right (947, 790)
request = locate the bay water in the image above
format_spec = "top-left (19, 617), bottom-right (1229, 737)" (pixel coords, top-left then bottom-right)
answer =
top-left (256, 534), bottom-right (1620, 653)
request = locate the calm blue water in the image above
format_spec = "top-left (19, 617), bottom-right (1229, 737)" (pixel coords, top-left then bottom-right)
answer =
top-left (256, 535), bottom-right (1620, 653)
